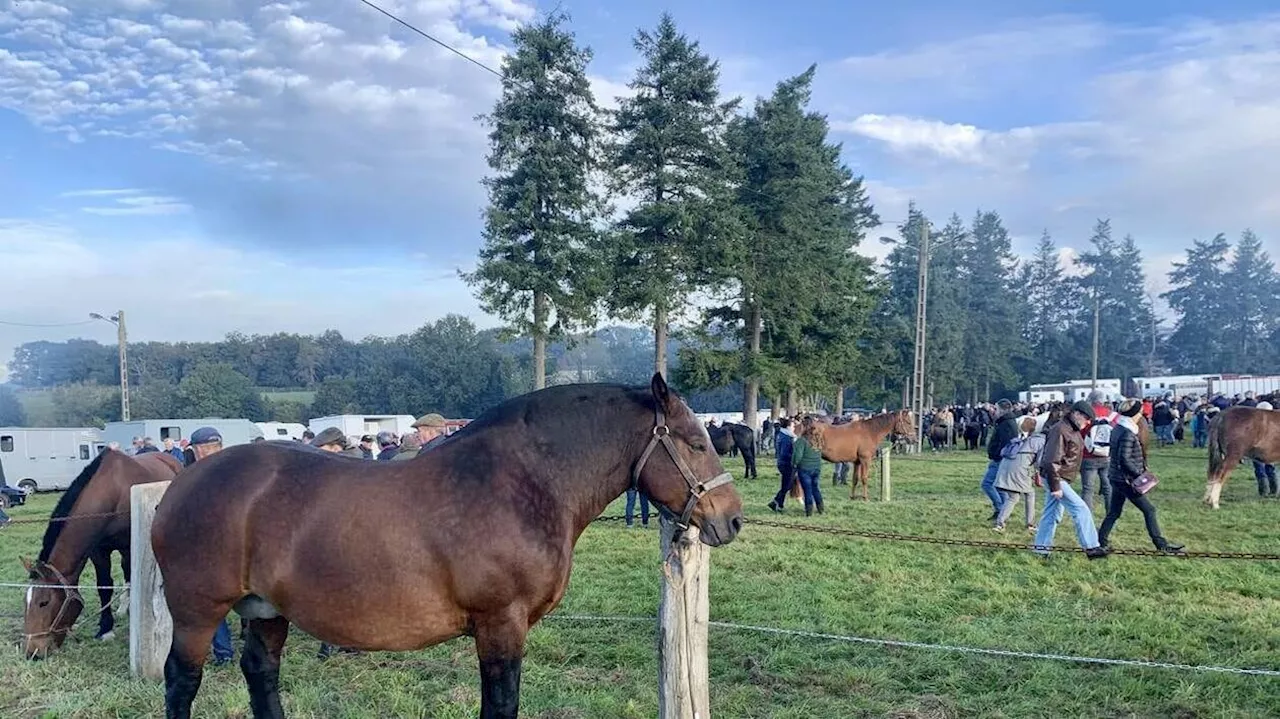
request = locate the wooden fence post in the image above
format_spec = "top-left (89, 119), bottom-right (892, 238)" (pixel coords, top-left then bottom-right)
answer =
top-left (658, 516), bottom-right (710, 719)
top-left (879, 448), bottom-right (892, 502)
top-left (130, 480), bottom-right (172, 680)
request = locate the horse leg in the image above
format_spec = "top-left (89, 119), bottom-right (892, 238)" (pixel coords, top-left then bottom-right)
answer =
top-left (860, 459), bottom-right (871, 501)
top-left (165, 623), bottom-right (220, 719)
top-left (119, 547), bottom-right (131, 616)
top-left (745, 446), bottom-right (757, 480)
top-left (241, 617), bottom-right (290, 719)
top-left (474, 610), bottom-right (529, 719)
top-left (90, 547), bottom-right (115, 640)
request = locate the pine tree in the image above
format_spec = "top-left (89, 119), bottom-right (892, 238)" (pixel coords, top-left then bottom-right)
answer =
top-left (603, 13), bottom-right (739, 378)
top-left (960, 211), bottom-right (1021, 399)
top-left (1162, 233), bottom-right (1230, 373)
top-left (1016, 231), bottom-right (1072, 383)
top-left (1221, 229), bottom-right (1280, 372)
top-left (1071, 220), bottom-right (1154, 381)
top-left (464, 13), bottom-right (605, 390)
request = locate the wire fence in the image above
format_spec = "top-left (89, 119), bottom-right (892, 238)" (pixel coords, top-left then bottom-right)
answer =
top-left (2, 510), bottom-right (1278, 684)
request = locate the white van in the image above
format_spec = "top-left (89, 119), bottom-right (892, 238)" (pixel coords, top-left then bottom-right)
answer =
top-left (255, 422), bottom-right (308, 441)
top-left (101, 419), bottom-right (265, 451)
top-left (0, 427), bottom-right (105, 493)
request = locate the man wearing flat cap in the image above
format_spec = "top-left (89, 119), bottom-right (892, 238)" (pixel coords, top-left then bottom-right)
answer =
top-left (1033, 401), bottom-right (1108, 560)
top-left (311, 427), bottom-right (364, 458)
top-left (412, 413), bottom-right (450, 456)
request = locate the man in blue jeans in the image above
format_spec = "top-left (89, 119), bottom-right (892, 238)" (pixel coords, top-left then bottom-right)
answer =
top-left (185, 427), bottom-right (235, 665)
top-left (1033, 402), bottom-right (1108, 560)
top-left (981, 400), bottom-right (1019, 520)
top-left (767, 419), bottom-right (797, 512)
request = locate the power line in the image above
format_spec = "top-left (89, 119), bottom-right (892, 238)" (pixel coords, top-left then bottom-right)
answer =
top-left (358, 0), bottom-right (503, 79)
top-left (0, 319), bottom-right (96, 328)
top-left (355, 0), bottom-right (907, 225)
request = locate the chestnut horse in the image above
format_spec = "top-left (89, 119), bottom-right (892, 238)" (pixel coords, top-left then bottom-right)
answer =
top-left (152, 374), bottom-right (743, 719)
top-left (807, 410), bottom-right (916, 500)
top-left (1204, 406), bottom-right (1280, 509)
top-left (21, 449), bottom-right (182, 659)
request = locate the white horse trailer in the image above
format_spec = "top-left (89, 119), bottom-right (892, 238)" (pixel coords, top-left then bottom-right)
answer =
top-left (308, 415), bottom-right (417, 440)
top-left (102, 419), bottom-right (264, 450)
top-left (255, 422), bottom-right (308, 441)
top-left (0, 427), bottom-right (105, 493)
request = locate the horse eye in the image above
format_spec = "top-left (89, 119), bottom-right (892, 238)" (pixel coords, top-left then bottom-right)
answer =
top-left (38, 600), bottom-right (50, 608)
top-left (692, 443), bottom-right (707, 452)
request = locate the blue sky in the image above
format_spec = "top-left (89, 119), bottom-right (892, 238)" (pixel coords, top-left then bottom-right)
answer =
top-left (2, 0), bottom-right (1279, 374)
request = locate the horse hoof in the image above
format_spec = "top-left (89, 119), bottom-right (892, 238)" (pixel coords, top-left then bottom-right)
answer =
top-left (98, 631), bottom-right (115, 641)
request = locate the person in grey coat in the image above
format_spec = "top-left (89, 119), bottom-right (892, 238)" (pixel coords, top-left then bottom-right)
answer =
top-left (1097, 400), bottom-right (1184, 554)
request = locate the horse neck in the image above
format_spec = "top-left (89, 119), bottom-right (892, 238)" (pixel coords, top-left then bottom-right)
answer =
top-left (863, 413), bottom-right (898, 442)
top-left (45, 495), bottom-right (116, 583)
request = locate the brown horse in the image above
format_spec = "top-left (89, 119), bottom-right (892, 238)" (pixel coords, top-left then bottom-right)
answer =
top-left (1204, 406), bottom-right (1280, 509)
top-left (152, 374), bottom-right (743, 719)
top-left (20, 449), bottom-right (182, 659)
top-left (807, 410), bottom-right (916, 500)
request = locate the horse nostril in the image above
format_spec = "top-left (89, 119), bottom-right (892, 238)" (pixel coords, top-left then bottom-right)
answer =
top-left (730, 515), bottom-right (743, 535)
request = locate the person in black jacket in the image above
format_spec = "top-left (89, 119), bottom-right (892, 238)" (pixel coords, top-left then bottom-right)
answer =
top-left (980, 399), bottom-right (1019, 520)
top-left (1098, 400), bottom-right (1184, 553)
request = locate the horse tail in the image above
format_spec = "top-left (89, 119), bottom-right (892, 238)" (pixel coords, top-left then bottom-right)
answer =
top-left (1208, 413), bottom-right (1227, 481)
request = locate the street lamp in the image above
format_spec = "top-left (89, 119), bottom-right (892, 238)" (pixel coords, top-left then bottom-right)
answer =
top-left (90, 311), bottom-right (129, 421)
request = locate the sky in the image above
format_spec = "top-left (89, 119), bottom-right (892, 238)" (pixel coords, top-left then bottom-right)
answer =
top-left (2, 0), bottom-right (1279, 376)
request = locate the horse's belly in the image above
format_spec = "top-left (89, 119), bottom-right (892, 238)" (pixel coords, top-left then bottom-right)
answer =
top-left (280, 591), bottom-right (468, 652)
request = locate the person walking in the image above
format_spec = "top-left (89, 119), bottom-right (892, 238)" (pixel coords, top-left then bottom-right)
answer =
top-left (1080, 390), bottom-right (1116, 512)
top-left (790, 424), bottom-right (825, 516)
top-left (993, 416), bottom-right (1042, 533)
top-left (767, 419), bottom-right (797, 513)
top-left (981, 399), bottom-right (1019, 521)
top-left (1033, 402), bottom-right (1108, 559)
top-left (1098, 400), bottom-right (1184, 553)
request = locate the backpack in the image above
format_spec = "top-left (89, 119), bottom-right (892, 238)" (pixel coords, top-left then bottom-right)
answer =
top-left (1085, 413), bottom-right (1116, 456)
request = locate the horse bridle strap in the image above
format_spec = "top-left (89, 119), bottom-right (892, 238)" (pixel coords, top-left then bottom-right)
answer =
top-left (632, 404), bottom-right (735, 531)
top-left (30, 562), bottom-right (84, 637)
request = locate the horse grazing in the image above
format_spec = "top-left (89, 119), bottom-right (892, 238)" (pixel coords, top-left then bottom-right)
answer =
top-left (21, 449), bottom-right (182, 659)
top-left (152, 374), bottom-right (743, 719)
top-left (708, 422), bottom-right (758, 479)
top-left (807, 410), bottom-right (916, 500)
top-left (1204, 406), bottom-right (1280, 509)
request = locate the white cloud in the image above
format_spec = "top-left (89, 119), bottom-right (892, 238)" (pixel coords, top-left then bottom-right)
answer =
top-left (0, 0), bottom-right (543, 213)
top-left (0, 218), bottom-right (490, 378)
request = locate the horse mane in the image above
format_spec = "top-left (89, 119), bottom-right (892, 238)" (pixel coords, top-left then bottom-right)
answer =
top-left (38, 449), bottom-right (111, 564)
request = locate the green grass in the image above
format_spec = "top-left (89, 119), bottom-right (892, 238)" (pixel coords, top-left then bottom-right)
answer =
top-left (2, 446), bottom-right (1278, 718)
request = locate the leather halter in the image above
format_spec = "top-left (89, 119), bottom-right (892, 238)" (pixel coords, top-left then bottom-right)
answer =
top-left (28, 562), bottom-right (84, 639)
top-left (631, 403), bottom-right (735, 531)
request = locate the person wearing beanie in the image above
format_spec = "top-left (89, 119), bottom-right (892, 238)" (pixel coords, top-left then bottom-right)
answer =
top-left (1098, 400), bottom-right (1184, 554)
top-left (1033, 401), bottom-right (1107, 559)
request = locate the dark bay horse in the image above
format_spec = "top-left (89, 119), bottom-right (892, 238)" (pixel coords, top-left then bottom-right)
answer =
top-left (152, 374), bottom-right (743, 719)
top-left (1204, 406), bottom-right (1280, 509)
top-left (807, 410), bottom-right (916, 500)
top-left (708, 422), bottom-right (758, 479)
top-left (21, 449), bottom-right (182, 659)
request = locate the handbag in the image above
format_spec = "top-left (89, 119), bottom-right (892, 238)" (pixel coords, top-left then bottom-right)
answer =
top-left (1130, 469), bottom-right (1159, 495)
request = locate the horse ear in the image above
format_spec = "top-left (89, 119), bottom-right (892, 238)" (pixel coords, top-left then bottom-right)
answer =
top-left (651, 372), bottom-right (674, 411)
top-left (20, 556), bottom-right (33, 573)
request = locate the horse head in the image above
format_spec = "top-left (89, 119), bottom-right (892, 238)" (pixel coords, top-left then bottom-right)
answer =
top-left (20, 557), bottom-right (85, 660)
top-left (634, 373), bottom-right (744, 547)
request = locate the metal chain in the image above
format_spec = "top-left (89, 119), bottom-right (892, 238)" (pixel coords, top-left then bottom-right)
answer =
top-left (542, 614), bottom-right (1280, 677)
top-left (0, 582), bottom-right (128, 591)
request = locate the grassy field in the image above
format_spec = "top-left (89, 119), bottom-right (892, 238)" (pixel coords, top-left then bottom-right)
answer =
top-left (2, 446), bottom-right (1278, 718)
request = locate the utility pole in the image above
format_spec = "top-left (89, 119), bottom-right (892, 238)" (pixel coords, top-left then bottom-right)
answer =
top-left (91, 310), bottom-right (129, 421)
top-left (1090, 290), bottom-right (1100, 392)
top-left (911, 220), bottom-right (929, 452)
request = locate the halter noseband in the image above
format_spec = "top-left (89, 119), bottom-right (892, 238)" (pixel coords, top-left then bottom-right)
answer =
top-left (631, 403), bottom-right (735, 532)
top-left (27, 562), bottom-right (85, 641)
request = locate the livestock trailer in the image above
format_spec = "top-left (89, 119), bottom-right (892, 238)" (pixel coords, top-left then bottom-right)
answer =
top-left (307, 415), bottom-right (417, 440)
top-left (101, 418), bottom-right (264, 450)
top-left (255, 422), bottom-right (308, 441)
top-left (0, 427), bottom-right (105, 493)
